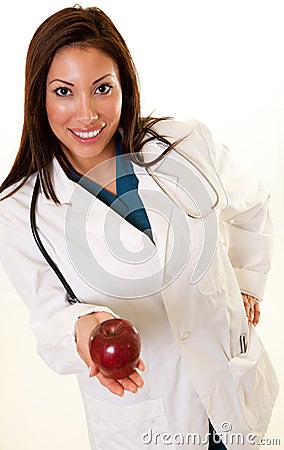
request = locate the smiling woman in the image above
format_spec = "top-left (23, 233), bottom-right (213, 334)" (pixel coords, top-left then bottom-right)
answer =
top-left (0, 5), bottom-right (143, 204)
top-left (46, 47), bottom-right (122, 175)
top-left (0, 5), bottom-right (279, 450)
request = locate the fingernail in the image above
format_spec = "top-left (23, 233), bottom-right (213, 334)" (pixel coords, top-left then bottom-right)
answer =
top-left (130, 387), bottom-right (138, 393)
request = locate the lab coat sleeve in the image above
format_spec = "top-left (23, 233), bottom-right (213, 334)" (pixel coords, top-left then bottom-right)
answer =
top-left (199, 123), bottom-right (274, 301)
top-left (0, 220), bottom-right (117, 375)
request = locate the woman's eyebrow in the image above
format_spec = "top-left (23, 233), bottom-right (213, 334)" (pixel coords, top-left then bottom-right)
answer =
top-left (48, 74), bottom-right (115, 86)
top-left (48, 79), bottom-right (74, 86)
top-left (92, 74), bottom-right (114, 85)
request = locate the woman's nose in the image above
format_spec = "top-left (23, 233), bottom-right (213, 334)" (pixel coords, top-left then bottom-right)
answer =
top-left (76, 95), bottom-right (98, 126)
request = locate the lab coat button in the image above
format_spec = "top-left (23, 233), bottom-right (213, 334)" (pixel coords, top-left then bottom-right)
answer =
top-left (180, 331), bottom-right (191, 342)
top-left (164, 275), bottom-right (173, 285)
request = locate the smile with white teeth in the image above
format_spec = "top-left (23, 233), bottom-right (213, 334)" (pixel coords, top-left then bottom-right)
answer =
top-left (72, 127), bottom-right (103, 139)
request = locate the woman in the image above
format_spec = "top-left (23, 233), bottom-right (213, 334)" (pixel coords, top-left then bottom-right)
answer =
top-left (0, 6), bottom-right (278, 450)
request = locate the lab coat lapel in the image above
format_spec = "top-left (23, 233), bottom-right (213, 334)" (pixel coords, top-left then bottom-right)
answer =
top-left (133, 159), bottom-right (179, 271)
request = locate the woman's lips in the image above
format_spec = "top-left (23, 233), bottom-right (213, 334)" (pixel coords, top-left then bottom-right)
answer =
top-left (69, 124), bottom-right (106, 143)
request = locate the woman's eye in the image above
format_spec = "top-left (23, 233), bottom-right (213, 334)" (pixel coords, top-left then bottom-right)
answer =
top-left (54, 87), bottom-right (71, 97)
top-left (95, 83), bottom-right (112, 95)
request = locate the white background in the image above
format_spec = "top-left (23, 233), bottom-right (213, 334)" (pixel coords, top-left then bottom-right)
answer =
top-left (0, 1), bottom-right (283, 449)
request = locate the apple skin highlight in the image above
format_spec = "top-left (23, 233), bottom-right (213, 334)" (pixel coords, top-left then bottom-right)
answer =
top-left (89, 318), bottom-right (141, 379)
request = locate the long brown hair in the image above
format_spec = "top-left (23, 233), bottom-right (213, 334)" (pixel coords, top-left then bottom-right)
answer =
top-left (0, 6), bottom-right (165, 202)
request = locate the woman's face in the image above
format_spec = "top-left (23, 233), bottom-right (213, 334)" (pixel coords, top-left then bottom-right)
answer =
top-left (46, 46), bottom-right (122, 173)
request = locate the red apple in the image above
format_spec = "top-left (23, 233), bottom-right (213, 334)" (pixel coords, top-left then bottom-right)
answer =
top-left (89, 318), bottom-right (141, 379)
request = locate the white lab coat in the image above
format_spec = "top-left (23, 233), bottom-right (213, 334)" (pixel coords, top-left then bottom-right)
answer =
top-left (0, 120), bottom-right (278, 450)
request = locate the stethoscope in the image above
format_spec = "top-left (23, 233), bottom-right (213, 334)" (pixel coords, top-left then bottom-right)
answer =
top-left (30, 129), bottom-right (220, 305)
top-left (132, 129), bottom-right (219, 219)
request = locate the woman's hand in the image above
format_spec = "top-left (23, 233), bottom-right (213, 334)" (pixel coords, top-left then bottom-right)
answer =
top-left (241, 293), bottom-right (260, 326)
top-left (75, 312), bottom-right (145, 396)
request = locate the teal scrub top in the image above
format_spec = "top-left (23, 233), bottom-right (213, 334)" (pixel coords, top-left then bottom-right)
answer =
top-left (67, 139), bottom-right (154, 243)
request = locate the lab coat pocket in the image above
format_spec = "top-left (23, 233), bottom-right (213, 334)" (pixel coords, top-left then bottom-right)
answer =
top-left (85, 395), bottom-right (175, 450)
top-left (229, 326), bottom-right (279, 433)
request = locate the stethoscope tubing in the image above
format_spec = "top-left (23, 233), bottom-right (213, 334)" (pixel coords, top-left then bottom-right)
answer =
top-left (30, 175), bottom-right (80, 304)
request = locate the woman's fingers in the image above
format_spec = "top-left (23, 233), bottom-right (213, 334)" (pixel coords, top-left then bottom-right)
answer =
top-left (92, 359), bottom-right (146, 396)
top-left (136, 358), bottom-right (146, 372)
top-left (118, 364), bottom-right (145, 392)
top-left (252, 301), bottom-right (260, 326)
top-left (242, 294), bottom-right (250, 316)
top-left (117, 376), bottom-right (139, 393)
top-left (95, 368), bottom-right (145, 396)
top-left (96, 372), bottom-right (125, 396)
top-left (128, 358), bottom-right (146, 388)
top-left (128, 370), bottom-right (144, 389)
top-left (241, 293), bottom-right (260, 326)
top-left (89, 362), bottom-right (99, 378)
